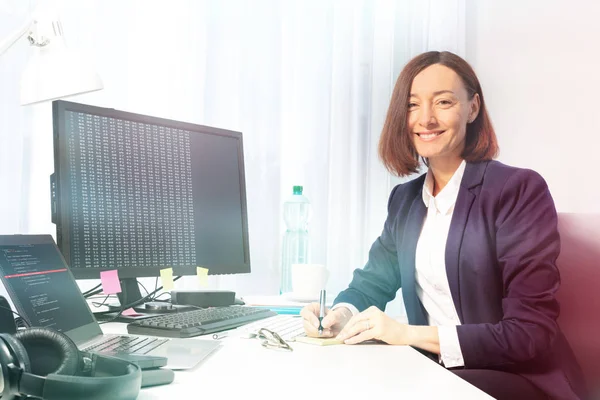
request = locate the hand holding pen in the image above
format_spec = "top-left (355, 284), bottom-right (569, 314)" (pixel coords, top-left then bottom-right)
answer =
top-left (318, 289), bottom-right (326, 335)
top-left (299, 291), bottom-right (353, 338)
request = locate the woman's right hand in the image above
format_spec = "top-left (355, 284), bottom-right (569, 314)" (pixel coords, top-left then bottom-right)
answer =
top-left (300, 303), bottom-right (353, 338)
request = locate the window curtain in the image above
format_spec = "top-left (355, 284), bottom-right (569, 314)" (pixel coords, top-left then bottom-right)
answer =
top-left (0, 0), bottom-right (466, 313)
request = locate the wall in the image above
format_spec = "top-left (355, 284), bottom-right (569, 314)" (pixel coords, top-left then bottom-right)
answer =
top-left (0, 3), bottom-right (32, 233)
top-left (465, 0), bottom-right (600, 213)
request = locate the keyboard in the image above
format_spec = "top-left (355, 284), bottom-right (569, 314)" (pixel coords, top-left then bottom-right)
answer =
top-left (83, 335), bottom-right (168, 355)
top-left (127, 306), bottom-right (277, 338)
top-left (236, 314), bottom-right (306, 341)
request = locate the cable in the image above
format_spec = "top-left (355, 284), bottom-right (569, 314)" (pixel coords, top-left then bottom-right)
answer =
top-left (152, 292), bottom-right (171, 301)
top-left (0, 305), bottom-right (31, 328)
top-left (82, 283), bottom-right (102, 297)
top-left (152, 277), bottom-right (159, 301)
top-left (138, 280), bottom-right (150, 298)
top-left (85, 278), bottom-right (152, 300)
top-left (98, 276), bottom-right (182, 324)
top-left (86, 295), bottom-right (117, 301)
top-left (90, 280), bottom-right (149, 309)
top-left (83, 287), bottom-right (104, 299)
top-left (91, 295), bottom-right (113, 308)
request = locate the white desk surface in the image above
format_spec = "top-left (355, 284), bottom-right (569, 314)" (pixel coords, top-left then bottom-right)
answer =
top-left (101, 323), bottom-right (493, 400)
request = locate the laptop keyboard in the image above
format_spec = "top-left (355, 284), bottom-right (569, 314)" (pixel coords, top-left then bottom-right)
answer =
top-left (83, 335), bottom-right (168, 355)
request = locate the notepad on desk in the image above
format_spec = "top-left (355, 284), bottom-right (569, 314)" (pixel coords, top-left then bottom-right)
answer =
top-left (294, 336), bottom-right (344, 346)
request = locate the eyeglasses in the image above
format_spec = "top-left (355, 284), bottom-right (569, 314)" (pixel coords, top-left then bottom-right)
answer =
top-left (257, 328), bottom-right (293, 352)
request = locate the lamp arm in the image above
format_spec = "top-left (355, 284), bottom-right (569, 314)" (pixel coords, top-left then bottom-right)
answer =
top-left (0, 17), bottom-right (33, 57)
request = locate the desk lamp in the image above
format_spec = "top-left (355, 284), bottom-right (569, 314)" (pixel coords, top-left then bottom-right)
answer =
top-left (0, 3), bottom-right (103, 105)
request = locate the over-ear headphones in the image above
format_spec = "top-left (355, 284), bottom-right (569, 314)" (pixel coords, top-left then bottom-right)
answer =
top-left (0, 327), bottom-right (141, 400)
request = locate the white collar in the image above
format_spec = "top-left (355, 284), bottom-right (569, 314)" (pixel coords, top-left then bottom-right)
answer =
top-left (422, 160), bottom-right (466, 215)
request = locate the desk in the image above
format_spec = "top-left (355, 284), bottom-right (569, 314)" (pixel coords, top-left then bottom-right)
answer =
top-left (101, 323), bottom-right (493, 399)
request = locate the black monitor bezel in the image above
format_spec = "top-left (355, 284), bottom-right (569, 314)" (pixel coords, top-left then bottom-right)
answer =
top-left (52, 100), bottom-right (251, 279)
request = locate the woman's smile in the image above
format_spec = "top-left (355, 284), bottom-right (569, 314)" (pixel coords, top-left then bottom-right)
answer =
top-left (415, 130), bottom-right (445, 142)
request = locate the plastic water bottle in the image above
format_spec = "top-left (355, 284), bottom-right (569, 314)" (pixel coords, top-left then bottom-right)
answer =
top-left (280, 186), bottom-right (310, 294)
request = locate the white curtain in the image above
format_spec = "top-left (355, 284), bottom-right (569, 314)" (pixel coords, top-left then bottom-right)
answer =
top-left (0, 0), bottom-right (466, 312)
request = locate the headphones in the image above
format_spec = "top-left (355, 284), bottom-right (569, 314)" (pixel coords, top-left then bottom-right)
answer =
top-left (0, 327), bottom-right (141, 400)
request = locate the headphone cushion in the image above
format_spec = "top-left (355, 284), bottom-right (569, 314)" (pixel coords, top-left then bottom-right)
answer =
top-left (15, 328), bottom-right (81, 376)
top-left (0, 333), bottom-right (31, 372)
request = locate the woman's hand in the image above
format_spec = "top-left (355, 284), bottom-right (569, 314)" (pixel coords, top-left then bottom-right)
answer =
top-left (300, 303), bottom-right (353, 337)
top-left (336, 306), bottom-right (413, 345)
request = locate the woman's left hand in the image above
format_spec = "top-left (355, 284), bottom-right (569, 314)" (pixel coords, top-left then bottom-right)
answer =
top-left (335, 306), bottom-right (412, 345)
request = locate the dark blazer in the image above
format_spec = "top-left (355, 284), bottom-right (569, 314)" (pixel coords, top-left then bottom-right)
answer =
top-left (334, 160), bottom-right (586, 400)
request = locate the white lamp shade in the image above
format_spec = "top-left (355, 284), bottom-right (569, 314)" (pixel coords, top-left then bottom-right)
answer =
top-left (20, 37), bottom-right (103, 106)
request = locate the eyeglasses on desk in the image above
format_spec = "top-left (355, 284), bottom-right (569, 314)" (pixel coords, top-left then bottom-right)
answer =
top-left (257, 328), bottom-right (293, 352)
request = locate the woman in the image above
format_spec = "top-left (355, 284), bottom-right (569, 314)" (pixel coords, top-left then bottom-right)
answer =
top-left (300, 51), bottom-right (585, 400)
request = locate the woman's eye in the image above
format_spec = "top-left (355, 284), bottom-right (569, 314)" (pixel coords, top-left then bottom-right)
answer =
top-left (408, 103), bottom-right (418, 109)
top-left (438, 100), bottom-right (452, 106)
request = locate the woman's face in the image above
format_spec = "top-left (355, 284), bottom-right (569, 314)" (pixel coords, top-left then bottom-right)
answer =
top-left (407, 64), bottom-right (479, 163)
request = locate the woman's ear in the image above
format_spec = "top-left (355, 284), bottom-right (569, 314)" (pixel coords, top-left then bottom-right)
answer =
top-left (468, 93), bottom-right (481, 123)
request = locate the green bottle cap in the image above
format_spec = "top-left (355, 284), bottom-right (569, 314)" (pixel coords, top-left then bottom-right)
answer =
top-left (293, 186), bottom-right (303, 195)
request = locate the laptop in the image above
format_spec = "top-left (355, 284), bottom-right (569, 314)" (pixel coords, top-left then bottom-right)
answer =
top-left (0, 235), bottom-right (220, 369)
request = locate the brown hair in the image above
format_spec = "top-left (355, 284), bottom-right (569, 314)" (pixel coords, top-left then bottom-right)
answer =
top-left (378, 51), bottom-right (498, 176)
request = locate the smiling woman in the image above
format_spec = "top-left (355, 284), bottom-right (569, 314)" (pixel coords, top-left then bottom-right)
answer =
top-left (378, 51), bottom-right (498, 180)
top-left (409, 66), bottom-right (477, 162)
top-left (300, 51), bottom-right (586, 400)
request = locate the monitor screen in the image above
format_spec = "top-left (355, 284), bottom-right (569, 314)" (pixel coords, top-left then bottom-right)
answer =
top-left (51, 100), bottom-right (251, 280)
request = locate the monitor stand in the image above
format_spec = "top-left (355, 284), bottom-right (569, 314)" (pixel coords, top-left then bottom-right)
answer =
top-left (105, 278), bottom-right (194, 314)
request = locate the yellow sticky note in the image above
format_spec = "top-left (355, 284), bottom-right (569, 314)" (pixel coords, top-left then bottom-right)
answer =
top-left (197, 266), bottom-right (209, 287)
top-left (160, 267), bottom-right (174, 291)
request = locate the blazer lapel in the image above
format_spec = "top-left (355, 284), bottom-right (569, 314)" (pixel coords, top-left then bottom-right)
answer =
top-left (400, 191), bottom-right (428, 326)
top-left (445, 161), bottom-right (488, 323)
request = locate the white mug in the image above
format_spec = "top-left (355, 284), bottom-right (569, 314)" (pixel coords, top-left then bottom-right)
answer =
top-left (291, 263), bottom-right (329, 298)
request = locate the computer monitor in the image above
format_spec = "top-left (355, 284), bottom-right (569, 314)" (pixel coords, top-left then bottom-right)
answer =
top-left (50, 100), bottom-right (251, 309)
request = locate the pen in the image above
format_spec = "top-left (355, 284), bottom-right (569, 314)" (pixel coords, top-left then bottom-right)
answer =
top-left (318, 289), bottom-right (326, 335)
top-left (212, 331), bottom-right (228, 340)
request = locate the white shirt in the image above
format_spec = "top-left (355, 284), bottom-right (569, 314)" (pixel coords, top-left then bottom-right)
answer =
top-left (415, 160), bottom-right (465, 368)
top-left (335, 160), bottom-right (466, 368)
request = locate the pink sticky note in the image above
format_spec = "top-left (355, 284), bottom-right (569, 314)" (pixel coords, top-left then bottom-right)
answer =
top-left (121, 308), bottom-right (141, 316)
top-left (100, 270), bottom-right (122, 294)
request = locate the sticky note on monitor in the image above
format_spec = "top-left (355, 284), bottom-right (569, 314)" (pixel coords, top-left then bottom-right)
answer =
top-left (197, 267), bottom-right (209, 287)
top-left (100, 270), bottom-right (122, 294)
top-left (160, 267), bottom-right (174, 291)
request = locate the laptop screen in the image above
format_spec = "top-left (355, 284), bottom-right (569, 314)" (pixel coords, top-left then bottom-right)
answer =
top-left (0, 235), bottom-right (96, 333)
